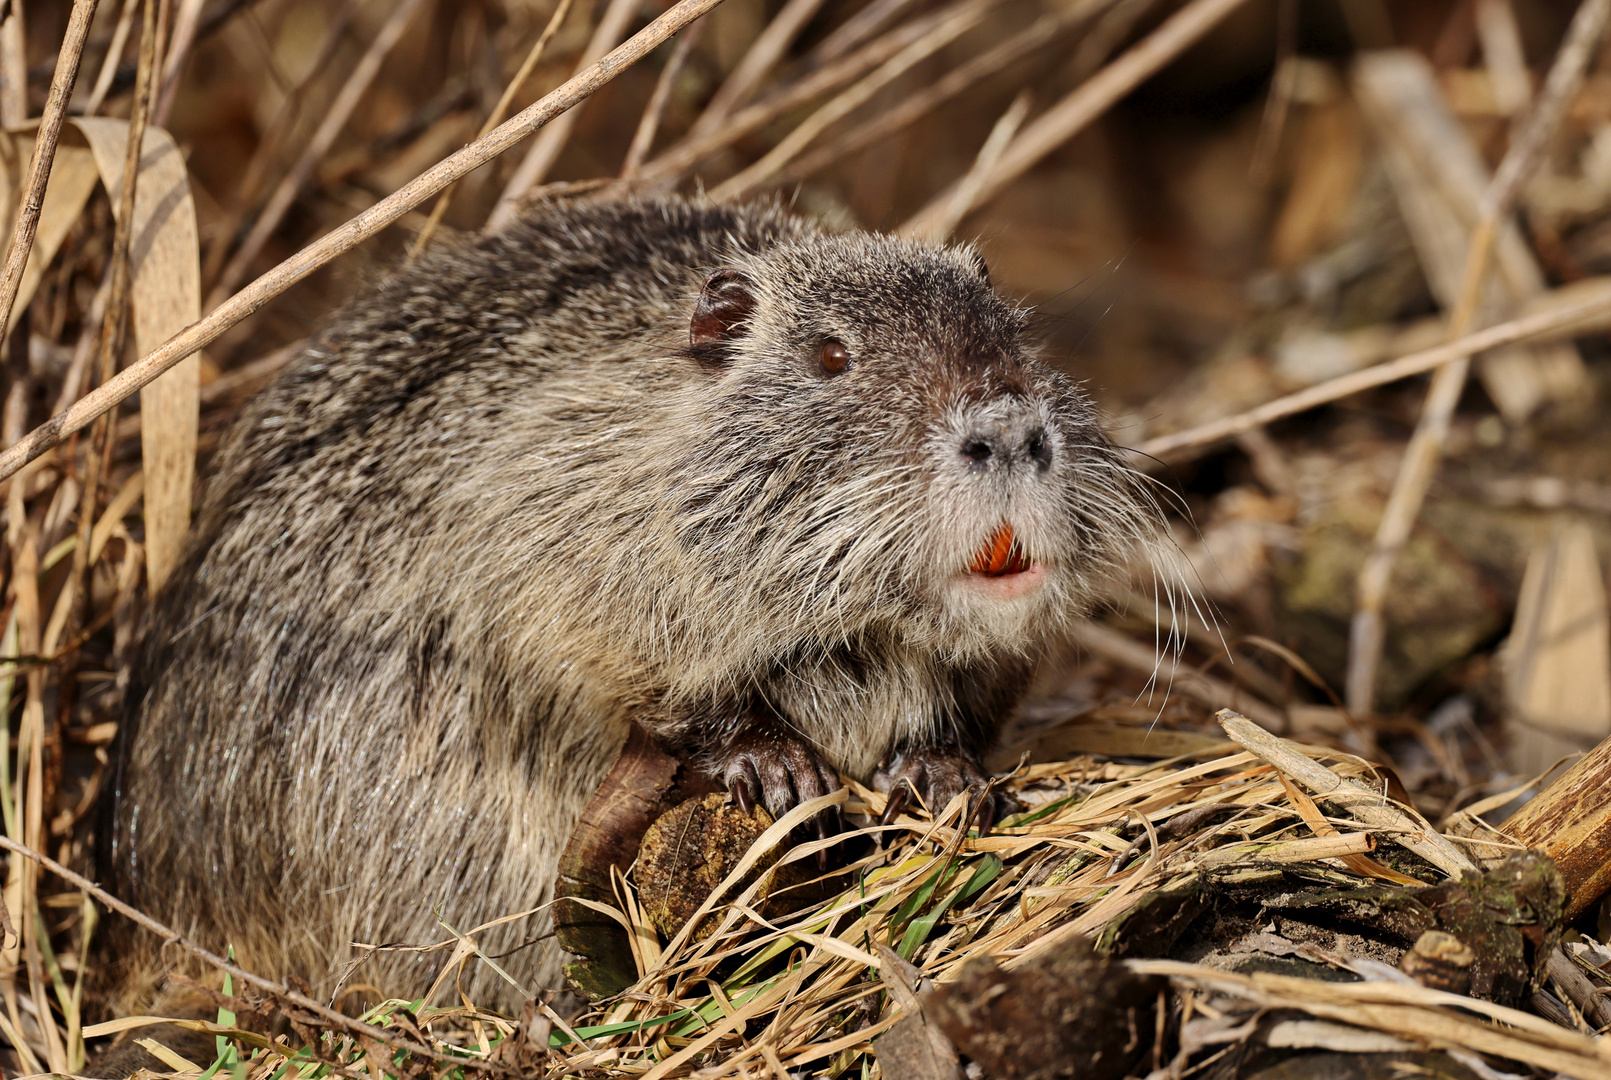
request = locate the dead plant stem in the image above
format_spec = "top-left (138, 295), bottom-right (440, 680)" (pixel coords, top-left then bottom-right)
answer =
top-left (907, 88), bottom-right (1031, 242)
top-left (198, 0), bottom-right (363, 289)
top-left (774, 1), bottom-right (1108, 192)
top-left (82, 0), bottom-right (138, 116)
top-left (711, 0), bottom-right (993, 201)
top-left (900, 0), bottom-right (1254, 236)
top-left (410, 0), bottom-right (579, 257)
top-left (0, 0), bottom-right (101, 354)
top-left (686, 0), bottom-right (827, 139)
top-left (489, 0), bottom-right (642, 231)
top-left (635, 0), bottom-right (988, 185)
top-left (208, 0), bottom-right (431, 307)
top-left (1130, 287), bottom-right (1611, 462)
top-left (620, 16), bottom-right (705, 179)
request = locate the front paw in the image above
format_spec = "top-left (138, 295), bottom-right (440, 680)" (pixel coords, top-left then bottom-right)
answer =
top-left (873, 747), bottom-right (1014, 834)
top-left (717, 730), bottom-right (843, 837)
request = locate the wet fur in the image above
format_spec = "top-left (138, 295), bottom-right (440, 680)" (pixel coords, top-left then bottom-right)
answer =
top-left (103, 197), bottom-right (1166, 1011)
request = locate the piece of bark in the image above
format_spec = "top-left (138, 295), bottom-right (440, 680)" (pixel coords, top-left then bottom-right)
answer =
top-left (553, 723), bottom-right (717, 999)
top-left (926, 934), bottom-right (1160, 1080)
top-left (1506, 730), bottom-right (1611, 920)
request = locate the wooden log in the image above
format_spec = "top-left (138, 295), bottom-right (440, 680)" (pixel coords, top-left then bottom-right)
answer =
top-left (1505, 732), bottom-right (1611, 920)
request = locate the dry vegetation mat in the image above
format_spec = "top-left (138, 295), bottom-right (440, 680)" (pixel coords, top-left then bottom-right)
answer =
top-left (45, 711), bottom-right (1609, 1079)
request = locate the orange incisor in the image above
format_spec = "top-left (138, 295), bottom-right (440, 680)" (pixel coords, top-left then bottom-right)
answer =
top-left (970, 523), bottom-right (1030, 576)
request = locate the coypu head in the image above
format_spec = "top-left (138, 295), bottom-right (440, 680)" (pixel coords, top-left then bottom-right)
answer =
top-left (670, 230), bottom-right (1168, 663)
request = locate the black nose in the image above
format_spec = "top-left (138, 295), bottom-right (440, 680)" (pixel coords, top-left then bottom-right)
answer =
top-left (959, 423), bottom-right (1052, 472)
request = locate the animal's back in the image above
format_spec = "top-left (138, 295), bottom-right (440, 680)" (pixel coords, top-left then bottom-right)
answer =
top-left (104, 199), bottom-right (812, 1008)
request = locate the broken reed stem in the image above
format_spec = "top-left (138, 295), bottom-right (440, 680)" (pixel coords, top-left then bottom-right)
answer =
top-left (490, 0), bottom-right (644, 231)
top-left (1216, 710), bottom-right (1476, 878)
top-left (0, 0), bottom-right (731, 485)
top-left (899, 0), bottom-right (1253, 237)
top-left (207, 0), bottom-right (431, 307)
top-left (620, 17), bottom-right (706, 180)
top-left (811, 0), bottom-right (920, 63)
top-left (1131, 285), bottom-right (1611, 462)
top-left (906, 88), bottom-right (1031, 242)
top-left (710, 0), bottom-right (992, 201)
top-left (199, 0), bottom-right (363, 289)
top-left (152, 0), bottom-right (205, 125)
top-left (686, 0), bottom-right (827, 140)
top-left (411, 0), bottom-right (580, 256)
top-left (775, 1), bottom-right (1103, 193)
top-left (83, 0), bottom-right (139, 117)
top-left (64, 0), bottom-right (156, 712)
top-left (0, 834), bottom-right (510, 1075)
top-left (1344, 0), bottom-right (1611, 716)
top-left (636, 0), bottom-right (986, 185)
top-left (0, 0), bottom-right (101, 351)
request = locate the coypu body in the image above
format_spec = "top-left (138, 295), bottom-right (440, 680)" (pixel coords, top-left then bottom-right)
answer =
top-left (103, 198), bottom-right (1165, 1011)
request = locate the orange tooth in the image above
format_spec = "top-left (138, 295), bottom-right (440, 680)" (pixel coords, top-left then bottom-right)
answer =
top-left (971, 523), bottom-right (1018, 575)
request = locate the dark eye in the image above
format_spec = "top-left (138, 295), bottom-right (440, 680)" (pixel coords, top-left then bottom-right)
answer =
top-left (819, 339), bottom-right (850, 375)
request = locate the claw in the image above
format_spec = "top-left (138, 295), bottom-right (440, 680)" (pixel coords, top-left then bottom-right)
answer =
top-left (731, 781), bottom-right (754, 817)
top-left (974, 787), bottom-right (997, 837)
top-left (879, 783), bottom-right (912, 828)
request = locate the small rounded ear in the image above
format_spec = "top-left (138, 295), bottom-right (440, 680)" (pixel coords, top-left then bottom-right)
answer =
top-left (691, 270), bottom-right (758, 349)
top-left (970, 250), bottom-right (991, 286)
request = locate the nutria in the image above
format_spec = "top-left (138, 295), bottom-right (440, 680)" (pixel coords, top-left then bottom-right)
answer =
top-left (101, 197), bottom-right (1169, 1012)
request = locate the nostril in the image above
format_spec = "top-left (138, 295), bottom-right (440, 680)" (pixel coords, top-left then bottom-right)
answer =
top-left (961, 439), bottom-right (994, 465)
top-left (1025, 427), bottom-right (1052, 468)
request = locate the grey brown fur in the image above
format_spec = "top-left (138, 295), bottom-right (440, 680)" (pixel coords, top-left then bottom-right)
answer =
top-left (103, 197), bottom-right (1167, 1011)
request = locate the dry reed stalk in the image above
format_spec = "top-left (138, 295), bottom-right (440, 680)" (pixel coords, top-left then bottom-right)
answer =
top-left (899, 0), bottom-right (1255, 236)
top-left (0, 0), bottom-right (25, 127)
top-left (774, 1), bottom-right (1108, 192)
top-left (810, 0), bottom-right (919, 62)
top-left (1217, 710), bottom-right (1475, 877)
top-left (1505, 733), bottom-right (1611, 920)
top-left (62, 0), bottom-right (156, 737)
top-left (635, 0), bottom-right (993, 185)
top-left (620, 18), bottom-right (706, 180)
top-left (207, 0), bottom-right (431, 307)
top-left (152, 0), bottom-right (207, 126)
top-left (1345, 0), bottom-right (1611, 716)
top-left (709, 0), bottom-right (992, 201)
top-left (0, 0), bottom-right (732, 485)
top-left (82, 0), bottom-right (139, 116)
top-left (410, 0), bottom-right (580, 257)
top-left (685, 0), bottom-right (828, 139)
top-left (1131, 284), bottom-right (1611, 462)
top-left (907, 88), bottom-right (1031, 242)
top-left (197, 0), bottom-right (363, 289)
top-left (0, 0), bottom-right (101, 349)
top-left (489, 0), bottom-right (644, 231)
